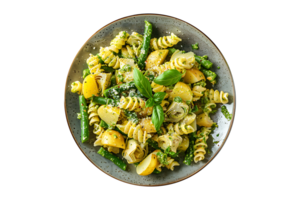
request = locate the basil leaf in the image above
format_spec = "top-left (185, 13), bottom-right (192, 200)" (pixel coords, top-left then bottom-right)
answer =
top-left (151, 104), bottom-right (164, 131)
top-left (133, 68), bottom-right (153, 99)
top-left (154, 69), bottom-right (182, 86)
top-left (146, 98), bottom-right (154, 108)
top-left (153, 92), bottom-right (166, 104)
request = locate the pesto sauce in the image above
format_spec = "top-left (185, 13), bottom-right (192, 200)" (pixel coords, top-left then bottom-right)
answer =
top-left (221, 105), bottom-right (232, 121)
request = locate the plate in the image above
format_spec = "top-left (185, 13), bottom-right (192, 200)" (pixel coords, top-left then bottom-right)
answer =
top-left (64, 14), bottom-right (236, 186)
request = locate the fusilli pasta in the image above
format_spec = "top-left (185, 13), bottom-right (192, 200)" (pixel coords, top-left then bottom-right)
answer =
top-left (194, 127), bottom-right (211, 163)
top-left (204, 89), bottom-right (229, 104)
top-left (118, 97), bottom-right (146, 112)
top-left (150, 33), bottom-right (182, 50)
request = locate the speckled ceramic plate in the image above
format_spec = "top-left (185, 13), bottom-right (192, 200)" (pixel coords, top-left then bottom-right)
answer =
top-left (64, 14), bottom-right (236, 186)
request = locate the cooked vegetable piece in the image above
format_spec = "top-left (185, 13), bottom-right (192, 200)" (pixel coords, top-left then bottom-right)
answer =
top-left (82, 74), bottom-right (99, 99)
top-left (196, 113), bottom-right (214, 127)
top-left (138, 20), bottom-right (152, 69)
top-left (98, 147), bottom-right (127, 171)
top-left (79, 95), bottom-right (89, 143)
top-left (168, 82), bottom-right (193, 102)
top-left (178, 135), bottom-right (190, 152)
top-left (201, 69), bottom-right (217, 85)
top-left (97, 105), bottom-right (121, 127)
top-left (183, 68), bottom-right (206, 84)
top-left (195, 55), bottom-right (213, 69)
top-left (123, 139), bottom-right (145, 164)
top-left (145, 50), bottom-right (168, 70)
top-left (183, 132), bottom-right (195, 165)
top-left (136, 153), bottom-right (158, 176)
top-left (94, 130), bottom-right (125, 149)
top-left (140, 118), bottom-right (156, 133)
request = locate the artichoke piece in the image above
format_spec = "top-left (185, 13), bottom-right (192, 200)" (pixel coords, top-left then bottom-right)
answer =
top-left (181, 113), bottom-right (196, 125)
top-left (158, 133), bottom-right (182, 153)
top-left (165, 101), bottom-right (189, 122)
top-left (123, 139), bottom-right (145, 164)
top-left (178, 135), bottom-right (189, 152)
top-left (96, 73), bottom-right (112, 95)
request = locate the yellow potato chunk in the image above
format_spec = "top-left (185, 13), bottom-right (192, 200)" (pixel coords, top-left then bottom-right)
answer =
top-left (136, 153), bottom-right (158, 176)
top-left (169, 82), bottom-right (193, 102)
top-left (196, 113), bottom-right (214, 127)
top-left (97, 105), bottom-right (121, 127)
top-left (140, 118), bottom-right (156, 133)
top-left (145, 50), bottom-right (168, 70)
top-left (82, 74), bottom-right (99, 99)
top-left (183, 68), bottom-right (206, 84)
top-left (100, 130), bottom-right (125, 149)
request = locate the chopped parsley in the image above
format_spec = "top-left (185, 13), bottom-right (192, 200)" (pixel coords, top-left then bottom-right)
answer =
top-left (77, 113), bottom-right (82, 119)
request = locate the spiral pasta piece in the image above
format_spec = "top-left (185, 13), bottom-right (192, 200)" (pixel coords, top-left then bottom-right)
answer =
top-left (99, 47), bottom-right (120, 69)
top-left (118, 121), bottom-right (150, 143)
top-left (192, 85), bottom-right (206, 101)
top-left (194, 127), bottom-right (211, 163)
top-left (151, 82), bottom-right (166, 93)
top-left (150, 33), bottom-right (182, 50)
top-left (93, 123), bottom-right (104, 135)
top-left (166, 123), bottom-right (194, 135)
top-left (166, 157), bottom-right (180, 171)
top-left (204, 89), bottom-right (229, 104)
top-left (170, 50), bottom-right (196, 70)
top-left (109, 31), bottom-right (129, 53)
top-left (203, 102), bottom-right (216, 114)
top-left (118, 97), bottom-right (146, 112)
top-left (166, 113), bottom-right (196, 135)
top-left (153, 62), bottom-right (186, 76)
top-left (86, 54), bottom-right (103, 74)
top-left (88, 102), bottom-right (100, 126)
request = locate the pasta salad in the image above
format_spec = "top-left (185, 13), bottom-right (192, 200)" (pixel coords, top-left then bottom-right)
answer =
top-left (70, 20), bottom-right (230, 176)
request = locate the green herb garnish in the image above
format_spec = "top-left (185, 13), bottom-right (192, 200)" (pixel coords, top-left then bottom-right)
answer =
top-left (154, 69), bottom-right (182, 86)
top-left (221, 105), bottom-right (232, 121)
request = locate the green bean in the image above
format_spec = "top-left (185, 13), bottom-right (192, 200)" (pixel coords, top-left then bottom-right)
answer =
top-left (79, 95), bottom-right (89, 143)
top-left (195, 55), bottom-right (213, 69)
top-left (183, 132), bottom-right (195, 165)
top-left (97, 147), bottom-right (127, 171)
top-left (201, 69), bottom-right (217, 85)
top-left (101, 65), bottom-right (115, 73)
top-left (90, 96), bottom-right (108, 105)
top-left (91, 96), bottom-right (118, 106)
top-left (82, 69), bottom-right (90, 79)
top-left (103, 81), bottom-right (136, 99)
top-left (138, 20), bottom-right (152, 69)
top-left (110, 75), bottom-right (117, 87)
